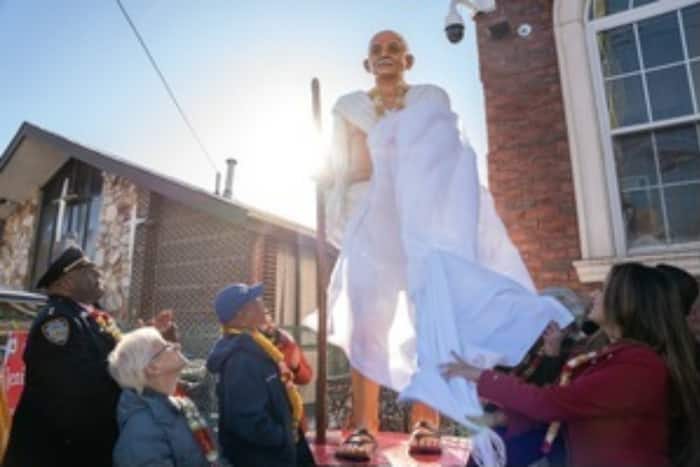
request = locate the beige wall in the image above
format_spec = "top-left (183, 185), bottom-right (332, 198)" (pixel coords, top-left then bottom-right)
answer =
top-left (0, 194), bottom-right (39, 289)
top-left (94, 174), bottom-right (139, 316)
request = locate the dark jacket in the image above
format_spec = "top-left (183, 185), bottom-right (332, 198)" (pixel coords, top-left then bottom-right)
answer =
top-left (207, 333), bottom-right (301, 467)
top-left (478, 342), bottom-right (670, 467)
top-left (4, 296), bottom-right (120, 467)
top-left (113, 388), bottom-right (210, 467)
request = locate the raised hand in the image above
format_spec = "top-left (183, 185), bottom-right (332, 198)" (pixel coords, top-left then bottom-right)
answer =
top-left (439, 351), bottom-right (483, 382)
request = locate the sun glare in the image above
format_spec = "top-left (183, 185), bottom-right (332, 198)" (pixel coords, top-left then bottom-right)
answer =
top-left (233, 92), bottom-right (329, 228)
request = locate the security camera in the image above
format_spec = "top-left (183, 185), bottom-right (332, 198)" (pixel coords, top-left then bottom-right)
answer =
top-left (445, 0), bottom-right (497, 44)
top-left (445, 8), bottom-right (465, 44)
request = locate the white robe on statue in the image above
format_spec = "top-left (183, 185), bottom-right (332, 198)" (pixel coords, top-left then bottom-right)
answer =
top-left (322, 84), bottom-right (572, 431)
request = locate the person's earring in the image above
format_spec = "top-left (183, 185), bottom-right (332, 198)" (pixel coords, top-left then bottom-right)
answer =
top-left (363, 59), bottom-right (371, 73)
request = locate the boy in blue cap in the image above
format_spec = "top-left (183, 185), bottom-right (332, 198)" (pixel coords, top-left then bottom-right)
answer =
top-left (206, 283), bottom-right (315, 467)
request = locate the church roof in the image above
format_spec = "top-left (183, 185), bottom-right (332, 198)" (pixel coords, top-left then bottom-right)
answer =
top-left (0, 122), bottom-right (315, 240)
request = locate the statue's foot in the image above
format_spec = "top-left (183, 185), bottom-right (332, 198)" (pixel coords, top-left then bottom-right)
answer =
top-left (334, 428), bottom-right (377, 462)
top-left (408, 421), bottom-right (442, 456)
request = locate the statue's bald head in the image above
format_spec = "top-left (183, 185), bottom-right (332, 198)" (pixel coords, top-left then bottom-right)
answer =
top-left (368, 30), bottom-right (409, 53)
top-left (365, 30), bottom-right (414, 78)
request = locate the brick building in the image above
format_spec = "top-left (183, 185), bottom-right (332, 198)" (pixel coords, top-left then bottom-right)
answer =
top-left (0, 122), bottom-right (318, 357)
top-left (476, 0), bottom-right (699, 291)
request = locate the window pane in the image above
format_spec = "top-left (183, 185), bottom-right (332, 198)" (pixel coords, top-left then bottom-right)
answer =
top-left (622, 188), bottom-right (667, 247)
top-left (683, 4), bottom-right (700, 58)
top-left (647, 65), bottom-right (693, 121)
top-left (31, 203), bottom-right (57, 284)
top-left (592, 0), bottom-right (660, 18)
top-left (42, 175), bottom-right (65, 205)
top-left (85, 196), bottom-right (102, 259)
top-left (656, 124), bottom-right (700, 184)
top-left (665, 183), bottom-right (700, 243)
top-left (60, 203), bottom-right (86, 247)
top-left (606, 75), bottom-right (648, 127)
top-left (90, 170), bottom-right (103, 196)
top-left (599, 25), bottom-right (640, 76)
top-left (638, 12), bottom-right (684, 69)
top-left (614, 132), bottom-right (657, 189)
top-left (693, 61), bottom-right (700, 110)
top-left (592, 0), bottom-right (630, 18)
top-left (69, 203), bottom-right (89, 248)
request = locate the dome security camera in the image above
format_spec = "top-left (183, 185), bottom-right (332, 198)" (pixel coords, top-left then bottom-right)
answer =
top-left (445, 9), bottom-right (465, 44)
top-left (445, 0), bottom-right (497, 44)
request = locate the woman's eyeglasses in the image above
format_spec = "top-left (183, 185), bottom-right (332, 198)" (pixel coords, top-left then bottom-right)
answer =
top-left (150, 342), bottom-right (177, 362)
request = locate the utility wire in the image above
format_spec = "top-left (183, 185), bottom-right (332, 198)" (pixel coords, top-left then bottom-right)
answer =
top-left (115, 0), bottom-right (219, 173)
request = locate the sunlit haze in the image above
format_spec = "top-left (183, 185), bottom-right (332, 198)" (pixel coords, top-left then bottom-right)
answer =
top-left (0, 1), bottom-right (487, 227)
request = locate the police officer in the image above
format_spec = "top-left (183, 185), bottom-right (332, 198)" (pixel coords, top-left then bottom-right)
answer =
top-left (4, 246), bottom-right (121, 467)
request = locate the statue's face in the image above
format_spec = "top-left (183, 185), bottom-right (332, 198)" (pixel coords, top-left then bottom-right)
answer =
top-left (366, 31), bottom-right (412, 78)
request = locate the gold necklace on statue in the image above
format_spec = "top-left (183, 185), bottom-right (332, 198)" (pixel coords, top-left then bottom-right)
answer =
top-left (368, 81), bottom-right (409, 117)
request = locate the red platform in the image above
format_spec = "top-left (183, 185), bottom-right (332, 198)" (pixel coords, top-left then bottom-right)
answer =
top-left (308, 430), bottom-right (472, 466)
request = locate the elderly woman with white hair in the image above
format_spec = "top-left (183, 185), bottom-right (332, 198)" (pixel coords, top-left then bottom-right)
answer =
top-left (108, 327), bottom-right (217, 467)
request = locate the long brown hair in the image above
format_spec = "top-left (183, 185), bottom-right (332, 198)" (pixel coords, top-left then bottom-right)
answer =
top-left (657, 263), bottom-right (699, 316)
top-left (603, 262), bottom-right (700, 466)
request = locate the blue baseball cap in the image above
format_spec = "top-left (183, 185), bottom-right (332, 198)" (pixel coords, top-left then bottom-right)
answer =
top-left (214, 283), bottom-right (264, 324)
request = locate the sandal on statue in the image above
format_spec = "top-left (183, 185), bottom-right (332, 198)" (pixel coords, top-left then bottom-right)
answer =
top-left (334, 428), bottom-right (377, 462)
top-left (408, 421), bottom-right (443, 456)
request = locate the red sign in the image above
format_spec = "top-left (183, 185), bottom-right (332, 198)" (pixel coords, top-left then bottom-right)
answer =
top-left (3, 331), bottom-right (27, 415)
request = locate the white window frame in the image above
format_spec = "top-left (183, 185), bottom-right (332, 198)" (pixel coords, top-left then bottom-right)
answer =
top-left (554, 0), bottom-right (700, 282)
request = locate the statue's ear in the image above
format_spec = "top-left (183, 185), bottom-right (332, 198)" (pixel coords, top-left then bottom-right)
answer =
top-left (405, 54), bottom-right (415, 70)
top-left (363, 59), bottom-right (371, 73)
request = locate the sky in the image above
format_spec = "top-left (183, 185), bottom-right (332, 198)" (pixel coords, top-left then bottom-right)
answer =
top-left (0, 0), bottom-right (487, 228)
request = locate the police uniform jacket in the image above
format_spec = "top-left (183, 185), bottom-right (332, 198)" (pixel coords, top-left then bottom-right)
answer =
top-left (4, 295), bottom-right (120, 467)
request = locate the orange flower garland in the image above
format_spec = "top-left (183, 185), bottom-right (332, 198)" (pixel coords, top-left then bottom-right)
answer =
top-left (171, 396), bottom-right (218, 464)
top-left (88, 309), bottom-right (123, 342)
top-left (368, 81), bottom-right (409, 117)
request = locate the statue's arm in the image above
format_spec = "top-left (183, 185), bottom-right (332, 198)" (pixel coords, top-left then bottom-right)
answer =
top-left (346, 123), bottom-right (372, 184)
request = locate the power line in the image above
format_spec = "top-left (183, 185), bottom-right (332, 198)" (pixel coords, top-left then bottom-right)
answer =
top-left (115, 0), bottom-right (219, 173)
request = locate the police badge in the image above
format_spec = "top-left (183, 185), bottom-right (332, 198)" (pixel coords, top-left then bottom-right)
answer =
top-left (41, 317), bottom-right (70, 345)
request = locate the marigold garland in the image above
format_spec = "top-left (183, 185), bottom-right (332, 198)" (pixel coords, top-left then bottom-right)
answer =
top-left (368, 81), bottom-right (409, 117)
top-left (88, 309), bottom-right (122, 342)
top-left (171, 395), bottom-right (219, 464)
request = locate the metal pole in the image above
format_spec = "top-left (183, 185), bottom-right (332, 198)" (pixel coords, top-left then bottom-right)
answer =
top-left (311, 77), bottom-right (328, 445)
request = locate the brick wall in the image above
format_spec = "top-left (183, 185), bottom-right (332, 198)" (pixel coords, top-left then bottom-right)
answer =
top-left (0, 194), bottom-right (39, 288)
top-left (476, 0), bottom-right (589, 292)
top-left (262, 236), bottom-right (278, 315)
top-left (129, 194), bottom-right (256, 357)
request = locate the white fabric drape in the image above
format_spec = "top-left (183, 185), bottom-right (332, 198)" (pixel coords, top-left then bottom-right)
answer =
top-left (313, 85), bottom-right (572, 466)
top-left (324, 89), bottom-right (572, 419)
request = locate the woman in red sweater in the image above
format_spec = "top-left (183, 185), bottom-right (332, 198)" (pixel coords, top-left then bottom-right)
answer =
top-left (442, 262), bottom-right (700, 467)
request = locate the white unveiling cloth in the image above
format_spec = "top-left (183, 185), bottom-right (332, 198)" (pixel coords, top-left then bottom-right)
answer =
top-left (315, 84), bottom-right (572, 425)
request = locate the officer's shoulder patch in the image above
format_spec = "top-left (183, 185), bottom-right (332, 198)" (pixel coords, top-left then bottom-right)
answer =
top-left (41, 317), bottom-right (70, 345)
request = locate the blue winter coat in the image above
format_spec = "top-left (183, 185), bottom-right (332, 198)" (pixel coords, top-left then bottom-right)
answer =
top-left (206, 333), bottom-right (297, 467)
top-left (113, 388), bottom-right (210, 467)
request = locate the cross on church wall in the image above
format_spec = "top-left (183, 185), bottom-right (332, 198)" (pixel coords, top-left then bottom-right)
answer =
top-left (52, 177), bottom-right (79, 244)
